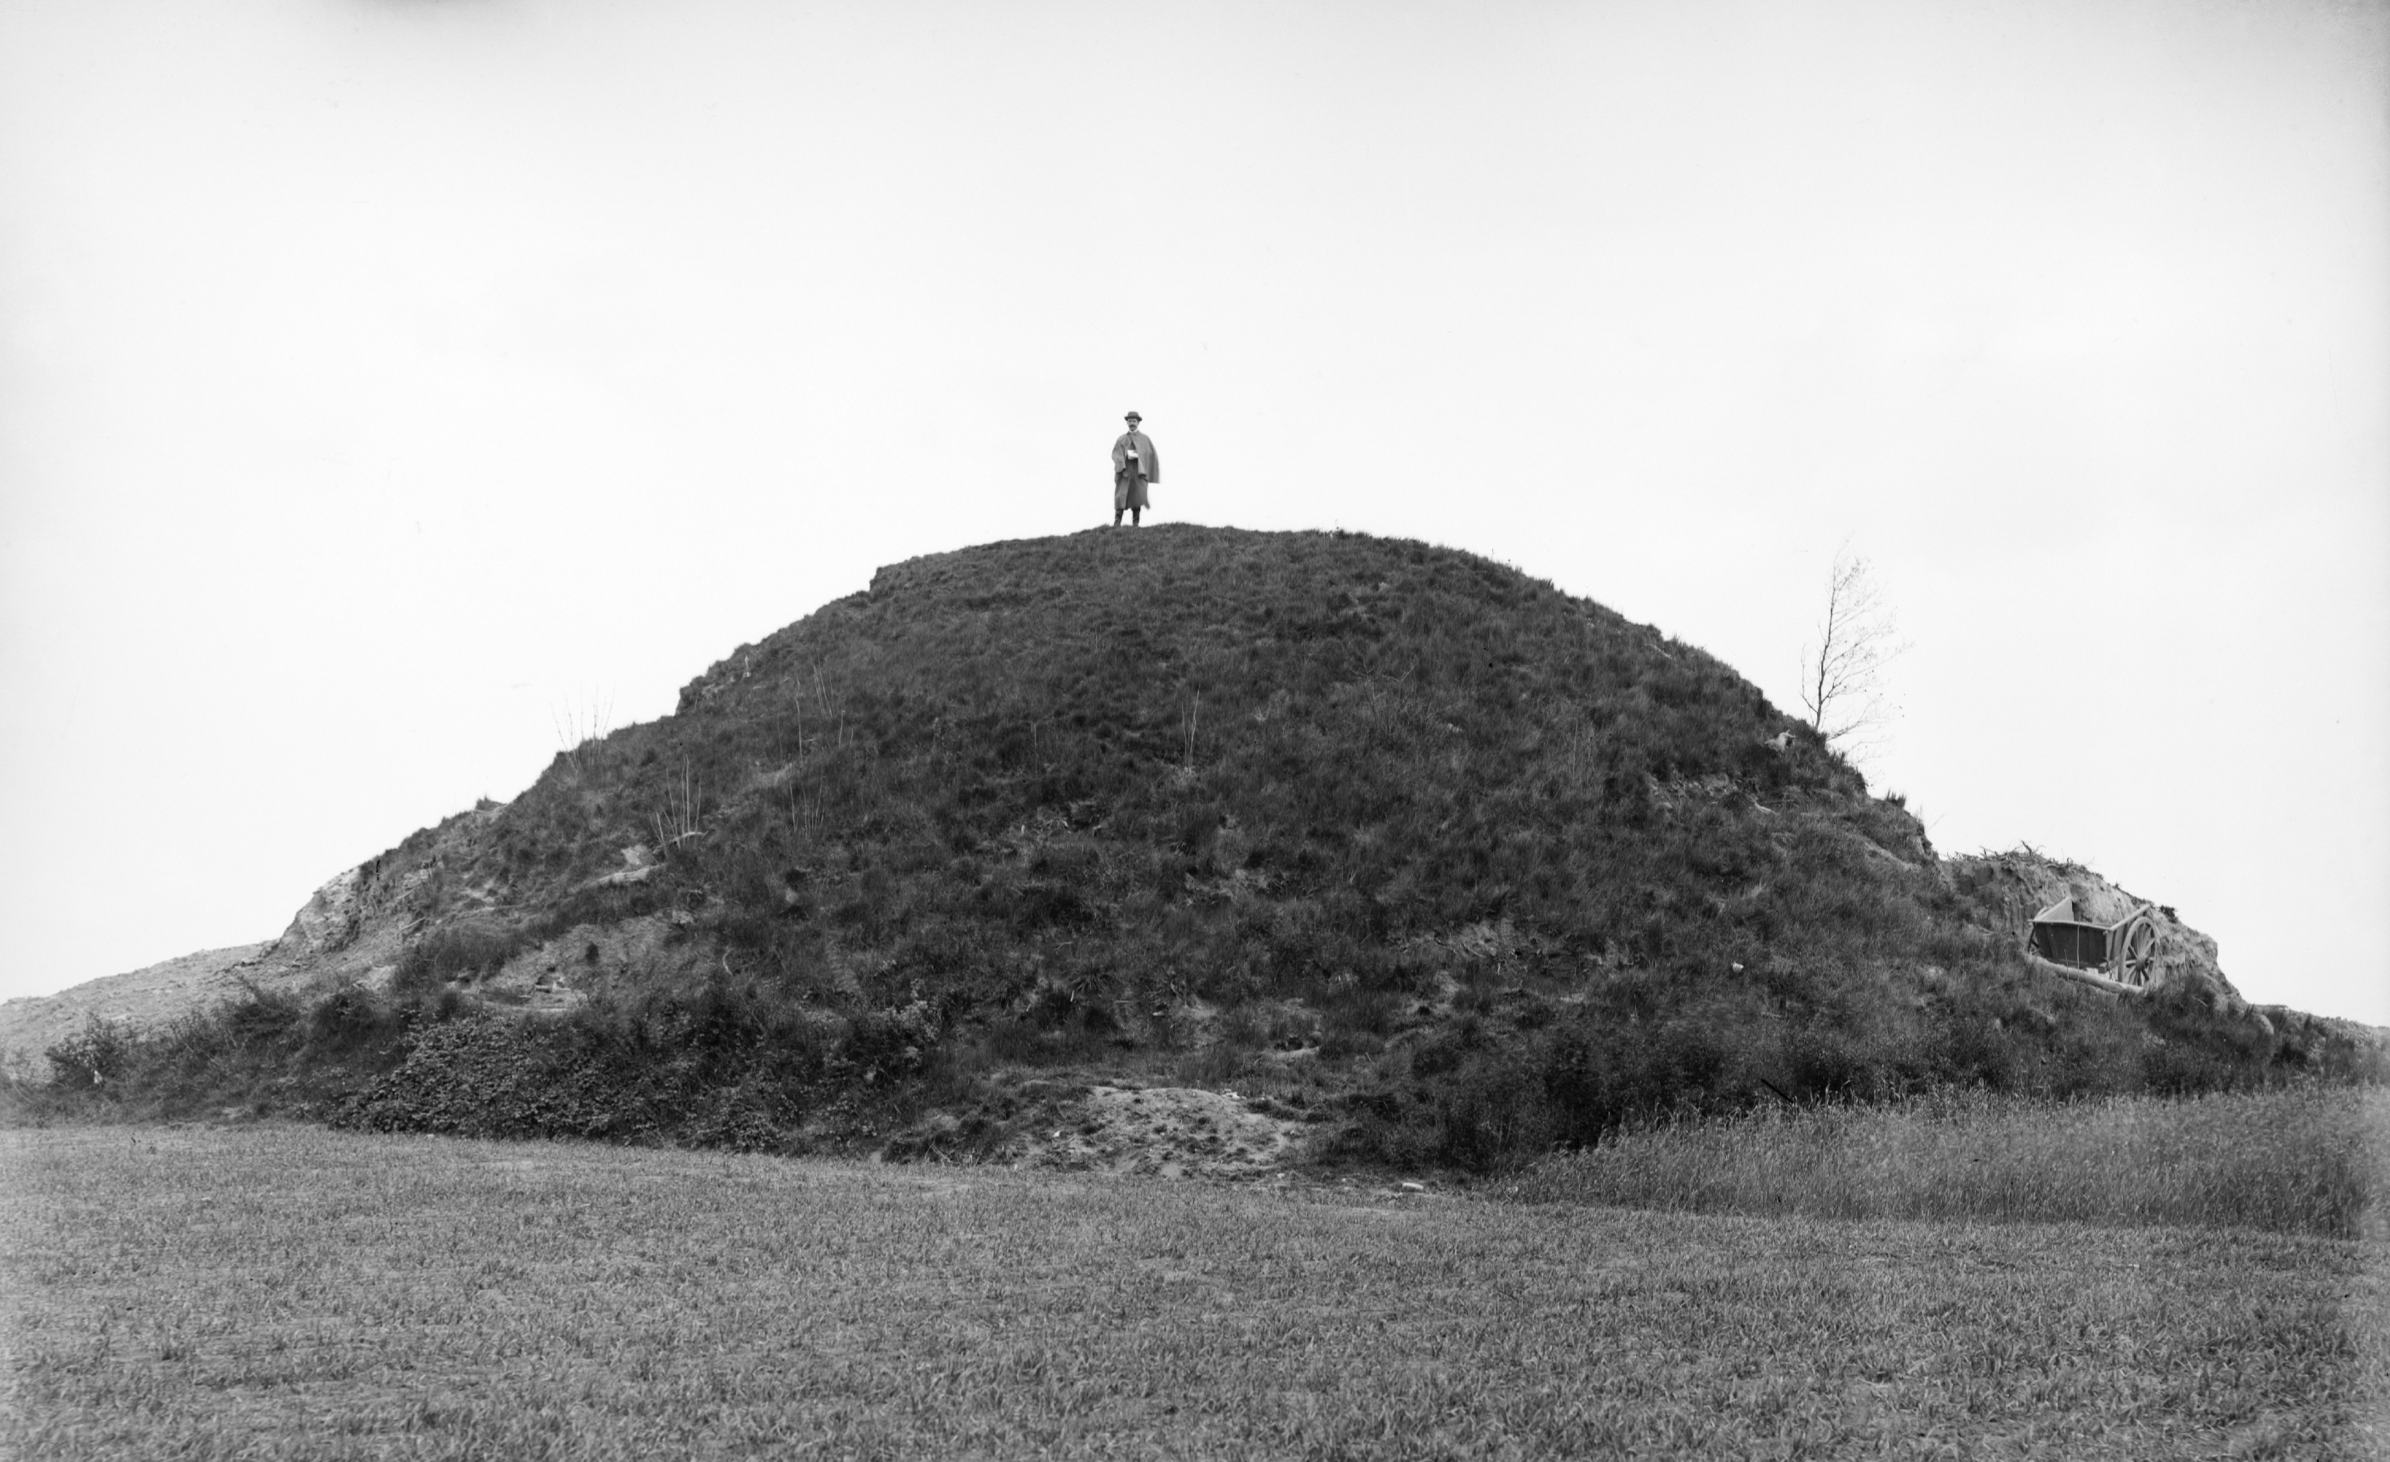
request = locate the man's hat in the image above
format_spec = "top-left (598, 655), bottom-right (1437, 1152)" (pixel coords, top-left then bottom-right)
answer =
top-left (1124, 411), bottom-right (1142, 422)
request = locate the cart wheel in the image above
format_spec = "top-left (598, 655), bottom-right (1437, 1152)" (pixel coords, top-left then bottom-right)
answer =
top-left (2115, 917), bottom-right (2158, 988)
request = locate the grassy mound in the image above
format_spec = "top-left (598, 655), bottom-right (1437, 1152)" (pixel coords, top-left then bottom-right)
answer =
top-left (14, 527), bottom-right (2379, 1164)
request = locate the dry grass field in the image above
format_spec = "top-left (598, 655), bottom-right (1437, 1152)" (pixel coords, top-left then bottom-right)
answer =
top-left (1502, 1087), bottom-right (2390, 1240)
top-left (4, 1102), bottom-right (2387, 1460)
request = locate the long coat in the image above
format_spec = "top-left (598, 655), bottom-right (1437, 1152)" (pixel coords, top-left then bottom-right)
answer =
top-left (1112, 430), bottom-right (1159, 511)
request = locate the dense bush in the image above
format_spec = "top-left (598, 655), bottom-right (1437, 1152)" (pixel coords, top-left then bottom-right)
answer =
top-left (325, 978), bottom-right (951, 1150)
top-left (1315, 951), bottom-right (2359, 1176)
top-left (392, 923), bottom-right (533, 998)
top-left (42, 1019), bottom-right (133, 1089)
top-left (9, 968), bottom-right (962, 1155)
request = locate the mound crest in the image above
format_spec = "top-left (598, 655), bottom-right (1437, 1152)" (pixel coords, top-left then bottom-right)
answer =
top-left (367, 526), bottom-right (1918, 1018)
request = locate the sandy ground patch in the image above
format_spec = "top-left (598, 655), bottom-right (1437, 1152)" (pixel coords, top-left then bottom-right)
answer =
top-left (998, 1084), bottom-right (1309, 1179)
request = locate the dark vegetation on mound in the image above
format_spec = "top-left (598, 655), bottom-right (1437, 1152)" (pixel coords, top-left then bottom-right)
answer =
top-left (15, 527), bottom-right (2384, 1169)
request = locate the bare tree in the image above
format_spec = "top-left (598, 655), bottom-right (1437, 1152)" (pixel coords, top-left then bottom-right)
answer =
top-left (1799, 546), bottom-right (1905, 760)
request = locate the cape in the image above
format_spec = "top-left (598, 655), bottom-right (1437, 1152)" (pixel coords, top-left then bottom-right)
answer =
top-left (1111, 430), bottom-right (1160, 484)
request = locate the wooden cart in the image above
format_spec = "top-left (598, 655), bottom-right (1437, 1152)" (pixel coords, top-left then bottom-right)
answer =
top-left (2028, 897), bottom-right (2160, 992)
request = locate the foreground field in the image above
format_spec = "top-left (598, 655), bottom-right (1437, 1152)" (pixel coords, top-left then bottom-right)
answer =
top-left (4, 1125), bottom-right (2387, 1460)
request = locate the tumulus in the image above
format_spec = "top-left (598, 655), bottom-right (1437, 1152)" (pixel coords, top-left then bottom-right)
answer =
top-left (8, 527), bottom-right (2380, 1168)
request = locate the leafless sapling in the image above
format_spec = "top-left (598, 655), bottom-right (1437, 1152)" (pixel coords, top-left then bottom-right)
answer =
top-left (1799, 547), bottom-right (1906, 761)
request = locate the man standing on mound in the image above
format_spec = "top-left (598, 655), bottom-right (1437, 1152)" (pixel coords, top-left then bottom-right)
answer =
top-left (1112, 411), bottom-right (1159, 527)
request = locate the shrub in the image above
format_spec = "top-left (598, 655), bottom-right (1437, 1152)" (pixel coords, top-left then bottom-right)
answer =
top-left (327, 975), bottom-right (950, 1150)
top-left (1434, 1060), bottom-right (1551, 1173)
top-left (306, 985), bottom-right (405, 1059)
top-left (222, 986), bottom-right (303, 1045)
top-left (392, 923), bottom-right (531, 998)
top-left (1172, 1038), bottom-right (1257, 1088)
top-left (44, 1019), bottom-right (133, 1090)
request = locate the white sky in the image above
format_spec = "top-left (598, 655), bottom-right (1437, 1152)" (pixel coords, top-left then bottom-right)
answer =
top-left (2, 0), bottom-right (2384, 1024)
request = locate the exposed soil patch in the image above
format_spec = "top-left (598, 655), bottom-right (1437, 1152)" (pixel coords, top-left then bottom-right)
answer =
top-left (997, 1084), bottom-right (1310, 1180)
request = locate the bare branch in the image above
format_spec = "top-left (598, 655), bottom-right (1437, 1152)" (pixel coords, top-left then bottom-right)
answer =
top-left (552, 690), bottom-right (614, 780)
top-left (1798, 546), bottom-right (1906, 762)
